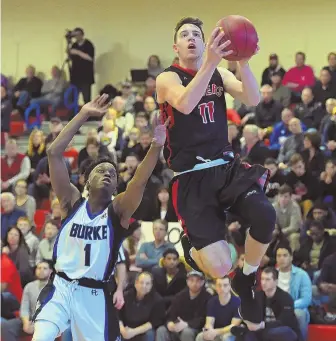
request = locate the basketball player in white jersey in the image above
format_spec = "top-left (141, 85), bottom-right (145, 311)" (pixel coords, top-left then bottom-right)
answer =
top-left (32, 94), bottom-right (169, 341)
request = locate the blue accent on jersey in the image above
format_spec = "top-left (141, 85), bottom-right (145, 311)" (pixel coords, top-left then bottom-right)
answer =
top-left (103, 217), bottom-right (115, 279)
top-left (86, 200), bottom-right (105, 220)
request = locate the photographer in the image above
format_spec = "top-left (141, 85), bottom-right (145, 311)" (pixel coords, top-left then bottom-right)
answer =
top-left (67, 27), bottom-right (95, 103)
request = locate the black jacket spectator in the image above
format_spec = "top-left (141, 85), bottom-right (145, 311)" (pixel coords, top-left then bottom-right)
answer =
top-left (294, 101), bottom-right (325, 130)
top-left (254, 99), bottom-right (283, 129)
top-left (312, 81), bottom-right (336, 107)
top-left (241, 141), bottom-right (271, 166)
top-left (167, 287), bottom-right (211, 330)
top-left (13, 76), bottom-right (42, 99)
top-left (261, 66), bottom-right (286, 86)
top-left (317, 252), bottom-right (336, 287)
top-left (300, 149), bottom-right (325, 178)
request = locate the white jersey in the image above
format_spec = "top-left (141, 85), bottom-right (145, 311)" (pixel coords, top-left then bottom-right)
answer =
top-left (53, 197), bottom-right (126, 280)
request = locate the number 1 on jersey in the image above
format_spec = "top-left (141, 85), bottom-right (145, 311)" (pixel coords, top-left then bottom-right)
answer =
top-left (84, 243), bottom-right (91, 266)
top-left (198, 101), bottom-right (215, 124)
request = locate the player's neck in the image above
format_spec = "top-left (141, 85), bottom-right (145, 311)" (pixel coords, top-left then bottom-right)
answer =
top-left (178, 59), bottom-right (202, 72)
top-left (87, 196), bottom-right (109, 214)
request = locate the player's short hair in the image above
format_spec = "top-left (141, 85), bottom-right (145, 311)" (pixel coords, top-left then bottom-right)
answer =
top-left (84, 157), bottom-right (118, 184)
top-left (174, 17), bottom-right (205, 42)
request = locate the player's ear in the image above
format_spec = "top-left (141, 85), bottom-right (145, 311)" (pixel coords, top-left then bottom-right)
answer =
top-left (173, 43), bottom-right (178, 53)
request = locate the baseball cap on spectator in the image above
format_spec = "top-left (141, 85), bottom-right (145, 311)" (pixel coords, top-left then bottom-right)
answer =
top-left (187, 270), bottom-right (205, 280)
top-left (269, 54), bottom-right (278, 60)
top-left (50, 117), bottom-right (61, 124)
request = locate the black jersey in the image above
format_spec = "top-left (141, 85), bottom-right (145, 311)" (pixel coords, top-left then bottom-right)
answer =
top-left (159, 64), bottom-right (232, 172)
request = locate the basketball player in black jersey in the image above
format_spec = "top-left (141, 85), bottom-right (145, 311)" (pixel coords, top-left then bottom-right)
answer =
top-left (156, 18), bottom-right (276, 331)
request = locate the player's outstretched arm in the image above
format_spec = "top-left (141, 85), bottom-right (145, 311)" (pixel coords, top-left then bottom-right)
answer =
top-left (47, 95), bottom-right (111, 217)
top-left (114, 118), bottom-right (169, 228)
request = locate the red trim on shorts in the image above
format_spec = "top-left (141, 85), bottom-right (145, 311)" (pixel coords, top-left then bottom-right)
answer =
top-left (171, 180), bottom-right (188, 235)
top-left (172, 64), bottom-right (197, 77)
top-left (159, 102), bottom-right (174, 167)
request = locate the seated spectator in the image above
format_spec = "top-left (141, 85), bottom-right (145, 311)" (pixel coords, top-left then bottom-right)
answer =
top-left (45, 117), bottom-right (63, 145)
top-left (312, 68), bottom-right (336, 106)
top-left (1, 192), bottom-right (26, 236)
top-left (147, 55), bottom-right (164, 78)
top-left (323, 104), bottom-right (336, 159)
top-left (232, 267), bottom-right (301, 341)
top-left (241, 124), bottom-right (270, 165)
top-left (123, 220), bottom-right (142, 272)
top-left (14, 179), bottom-right (36, 223)
top-left (264, 158), bottom-right (285, 202)
top-left (147, 186), bottom-right (177, 222)
top-left (121, 81), bottom-right (137, 113)
top-left (301, 131), bottom-right (325, 177)
top-left (35, 219), bottom-right (59, 264)
top-left (135, 112), bottom-right (150, 130)
top-left (261, 54), bottom-right (286, 86)
top-left (77, 136), bottom-right (100, 167)
top-left (294, 220), bottom-right (336, 278)
top-left (28, 65), bottom-right (67, 118)
top-left (273, 185), bottom-right (302, 251)
top-left (254, 85), bottom-right (283, 129)
top-left (270, 71), bottom-right (291, 108)
top-left (118, 153), bottom-right (140, 193)
top-left (276, 245), bottom-right (312, 340)
top-left (12, 65), bottom-right (42, 110)
top-left (319, 98), bottom-right (336, 146)
top-left (135, 219), bottom-right (174, 271)
top-left (120, 128), bottom-right (140, 162)
top-left (196, 277), bottom-right (241, 341)
top-left (323, 52), bottom-right (336, 83)
top-left (314, 252), bottom-right (336, 305)
top-left (1, 86), bottom-right (12, 137)
top-left (228, 123), bottom-right (241, 154)
top-left (144, 96), bottom-right (159, 124)
top-left (144, 76), bottom-right (156, 98)
top-left (27, 129), bottom-right (47, 173)
top-left (1, 139), bottom-right (31, 192)
top-left (277, 118), bottom-right (304, 168)
top-left (119, 272), bottom-right (165, 341)
top-left (152, 249), bottom-right (187, 309)
top-left (98, 117), bottom-right (124, 155)
top-left (0, 249), bottom-right (23, 320)
top-left (1, 260), bottom-right (53, 341)
top-left (320, 159), bottom-right (336, 208)
top-left (2, 226), bottom-right (33, 286)
top-left (294, 88), bottom-right (325, 129)
top-left (47, 198), bottom-right (62, 225)
top-left (156, 271), bottom-right (211, 341)
top-left (286, 154), bottom-right (320, 216)
top-left (17, 216), bottom-right (39, 267)
top-left (301, 201), bottom-right (336, 241)
top-left (269, 109), bottom-right (306, 153)
top-left (282, 52), bottom-right (315, 94)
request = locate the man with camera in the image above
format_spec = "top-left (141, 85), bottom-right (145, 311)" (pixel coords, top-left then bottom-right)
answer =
top-left (67, 27), bottom-right (95, 103)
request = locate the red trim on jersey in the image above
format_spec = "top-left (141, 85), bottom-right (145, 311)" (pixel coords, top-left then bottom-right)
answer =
top-left (172, 64), bottom-right (197, 77)
top-left (159, 102), bottom-right (174, 167)
top-left (171, 180), bottom-right (188, 235)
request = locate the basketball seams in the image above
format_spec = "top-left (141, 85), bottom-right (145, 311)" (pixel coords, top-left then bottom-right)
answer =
top-left (243, 21), bottom-right (248, 58)
top-left (223, 18), bottom-right (237, 58)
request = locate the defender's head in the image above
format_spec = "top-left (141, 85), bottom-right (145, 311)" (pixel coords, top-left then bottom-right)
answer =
top-left (84, 157), bottom-right (118, 199)
top-left (173, 17), bottom-right (205, 62)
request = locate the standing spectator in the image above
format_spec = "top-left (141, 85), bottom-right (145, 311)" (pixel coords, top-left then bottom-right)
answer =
top-left (270, 71), bottom-right (291, 108)
top-left (254, 85), bottom-right (283, 129)
top-left (35, 219), bottom-right (59, 264)
top-left (312, 68), bottom-right (336, 106)
top-left (277, 118), bottom-right (304, 168)
top-left (1, 260), bottom-right (53, 341)
top-left (1, 192), bottom-right (26, 236)
top-left (156, 271), bottom-right (211, 341)
top-left (323, 52), bottom-right (336, 84)
top-left (261, 54), bottom-right (286, 86)
top-left (69, 28), bottom-right (95, 103)
top-left (282, 52), bottom-right (315, 94)
top-left (135, 219), bottom-right (174, 271)
top-left (27, 129), bottom-right (47, 173)
top-left (1, 86), bottom-right (12, 139)
top-left (147, 55), bottom-right (164, 78)
top-left (14, 179), bottom-right (36, 223)
top-left (152, 249), bottom-right (187, 309)
top-left (196, 277), bottom-right (241, 341)
top-left (2, 226), bottom-right (33, 286)
top-left (1, 139), bottom-right (31, 192)
top-left (294, 88), bottom-right (325, 130)
top-left (119, 272), bottom-right (165, 341)
top-left (301, 131), bottom-right (325, 177)
top-left (276, 246), bottom-right (312, 340)
top-left (232, 267), bottom-right (301, 341)
top-left (28, 65), bottom-right (67, 118)
top-left (12, 65), bottom-right (42, 110)
top-left (273, 185), bottom-right (302, 251)
top-left (264, 158), bottom-right (285, 202)
top-left (17, 216), bottom-right (39, 267)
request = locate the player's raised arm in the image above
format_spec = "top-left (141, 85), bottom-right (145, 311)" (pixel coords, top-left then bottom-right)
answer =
top-left (114, 118), bottom-right (169, 227)
top-left (156, 28), bottom-right (232, 115)
top-left (47, 95), bottom-right (110, 216)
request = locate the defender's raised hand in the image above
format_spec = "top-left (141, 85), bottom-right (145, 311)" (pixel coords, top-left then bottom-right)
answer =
top-left (152, 116), bottom-right (170, 147)
top-left (80, 94), bottom-right (111, 117)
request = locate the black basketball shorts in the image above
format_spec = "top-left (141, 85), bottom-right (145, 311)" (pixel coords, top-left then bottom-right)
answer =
top-left (170, 156), bottom-right (270, 250)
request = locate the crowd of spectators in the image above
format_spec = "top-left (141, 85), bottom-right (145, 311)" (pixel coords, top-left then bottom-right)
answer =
top-left (1, 49), bottom-right (336, 341)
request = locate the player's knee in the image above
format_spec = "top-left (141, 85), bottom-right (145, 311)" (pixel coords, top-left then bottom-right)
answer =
top-left (199, 241), bottom-right (232, 278)
top-left (249, 198), bottom-right (276, 244)
top-left (32, 320), bottom-right (60, 341)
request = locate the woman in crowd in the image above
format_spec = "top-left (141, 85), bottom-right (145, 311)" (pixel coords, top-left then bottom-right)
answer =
top-left (27, 129), bottom-right (46, 173)
top-left (14, 179), bottom-right (36, 223)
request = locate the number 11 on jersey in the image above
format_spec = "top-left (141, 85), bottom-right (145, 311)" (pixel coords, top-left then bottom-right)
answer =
top-left (198, 101), bottom-right (215, 124)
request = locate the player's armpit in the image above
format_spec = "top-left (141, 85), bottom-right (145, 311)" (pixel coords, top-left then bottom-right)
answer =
top-left (218, 67), bottom-right (244, 101)
top-left (156, 72), bottom-right (188, 114)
